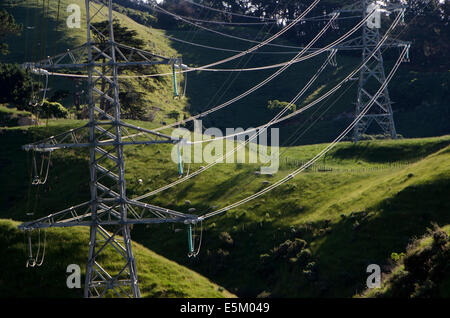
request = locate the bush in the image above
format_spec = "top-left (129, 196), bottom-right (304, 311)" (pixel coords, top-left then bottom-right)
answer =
top-left (303, 269), bottom-right (317, 282)
top-left (370, 224), bottom-right (450, 297)
top-left (256, 290), bottom-right (271, 298)
top-left (219, 232), bottom-right (234, 246)
top-left (296, 248), bottom-right (312, 266)
top-left (432, 227), bottom-right (449, 251)
top-left (273, 238), bottom-right (307, 259)
top-left (39, 100), bottom-right (69, 118)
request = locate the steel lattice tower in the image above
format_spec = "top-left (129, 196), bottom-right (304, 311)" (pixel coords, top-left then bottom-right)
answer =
top-left (20, 0), bottom-right (200, 298)
top-left (335, 0), bottom-right (409, 142)
top-left (354, 0), bottom-right (396, 142)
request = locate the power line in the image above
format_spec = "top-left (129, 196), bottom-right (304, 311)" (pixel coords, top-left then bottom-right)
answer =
top-left (151, 3), bottom-right (312, 50)
top-left (152, 11), bottom-right (374, 132)
top-left (158, 31), bottom-right (300, 55)
top-left (181, 0), bottom-right (361, 23)
top-left (200, 44), bottom-right (408, 220)
top-left (133, 9), bottom-right (404, 202)
top-left (31, 0), bottom-right (322, 78)
top-left (109, 13), bottom-right (341, 147)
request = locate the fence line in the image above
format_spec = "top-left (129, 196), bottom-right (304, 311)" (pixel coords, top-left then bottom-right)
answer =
top-left (279, 156), bottom-right (424, 173)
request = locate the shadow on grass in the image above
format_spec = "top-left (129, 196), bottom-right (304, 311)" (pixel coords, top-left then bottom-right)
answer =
top-left (329, 138), bottom-right (450, 163)
top-left (313, 177), bottom-right (450, 297)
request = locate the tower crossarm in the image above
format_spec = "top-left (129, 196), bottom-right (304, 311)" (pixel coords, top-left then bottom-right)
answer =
top-left (335, 36), bottom-right (410, 50)
top-left (22, 121), bottom-right (183, 152)
top-left (20, 0), bottom-right (190, 298)
top-left (23, 41), bottom-right (180, 71)
top-left (19, 199), bottom-right (200, 230)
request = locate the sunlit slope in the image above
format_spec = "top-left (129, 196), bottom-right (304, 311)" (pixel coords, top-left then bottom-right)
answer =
top-left (0, 120), bottom-right (449, 297)
top-left (130, 135), bottom-right (450, 297)
top-left (0, 219), bottom-right (234, 298)
top-left (2, 1), bottom-right (448, 141)
top-left (1, 0), bottom-right (189, 121)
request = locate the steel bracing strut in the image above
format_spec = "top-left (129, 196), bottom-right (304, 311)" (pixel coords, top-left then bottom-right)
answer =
top-left (19, 0), bottom-right (200, 298)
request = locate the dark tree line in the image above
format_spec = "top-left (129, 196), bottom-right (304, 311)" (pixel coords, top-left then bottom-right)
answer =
top-left (88, 1), bottom-right (450, 70)
top-left (0, 63), bottom-right (32, 109)
top-left (0, 9), bottom-right (22, 56)
top-left (143, 0), bottom-right (448, 69)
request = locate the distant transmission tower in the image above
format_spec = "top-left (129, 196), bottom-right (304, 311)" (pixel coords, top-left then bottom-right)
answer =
top-left (21, 0), bottom-right (200, 298)
top-left (336, 0), bottom-right (410, 142)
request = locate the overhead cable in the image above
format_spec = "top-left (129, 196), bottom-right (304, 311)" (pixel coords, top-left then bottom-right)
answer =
top-left (133, 9), bottom-right (404, 201)
top-left (151, 2), bottom-right (319, 51)
top-left (200, 44), bottom-right (409, 220)
top-left (152, 10), bottom-right (375, 132)
top-left (181, 0), bottom-right (359, 23)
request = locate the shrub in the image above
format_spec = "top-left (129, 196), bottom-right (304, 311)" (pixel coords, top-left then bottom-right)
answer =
top-left (431, 227), bottom-right (449, 251)
top-left (289, 238), bottom-right (307, 253)
top-left (373, 224), bottom-right (450, 297)
top-left (305, 261), bottom-right (317, 271)
top-left (40, 100), bottom-right (69, 118)
top-left (257, 291), bottom-right (271, 298)
top-left (303, 269), bottom-right (317, 282)
top-left (259, 254), bottom-right (271, 264)
top-left (296, 248), bottom-right (312, 265)
top-left (257, 254), bottom-right (274, 277)
top-left (273, 238), bottom-right (307, 259)
top-left (219, 232), bottom-right (234, 246)
top-left (390, 252), bottom-right (406, 263)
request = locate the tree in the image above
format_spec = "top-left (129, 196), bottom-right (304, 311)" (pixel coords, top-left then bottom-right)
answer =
top-left (91, 19), bottom-right (145, 49)
top-left (0, 63), bottom-right (32, 110)
top-left (91, 20), bottom-right (147, 114)
top-left (0, 10), bottom-right (22, 55)
top-left (119, 90), bottom-right (146, 120)
top-left (51, 89), bottom-right (70, 104)
top-left (400, 0), bottom-right (450, 70)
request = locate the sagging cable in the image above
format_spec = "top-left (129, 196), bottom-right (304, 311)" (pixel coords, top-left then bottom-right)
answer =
top-left (26, 229), bottom-right (46, 268)
top-left (32, 151), bottom-right (52, 185)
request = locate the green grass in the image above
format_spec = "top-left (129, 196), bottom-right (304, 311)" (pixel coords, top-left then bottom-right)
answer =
top-left (0, 120), bottom-right (449, 297)
top-left (1, 1), bottom-right (449, 297)
top-left (0, 105), bottom-right (34, 127)
top-left (0, 218), bottom-right (235, 297)
top-left (1, 0), bottom-right (189, 123)
top-left (2, 1), bottom-right (448, 143)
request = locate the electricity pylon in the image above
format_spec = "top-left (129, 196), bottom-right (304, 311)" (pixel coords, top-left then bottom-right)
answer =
top-left (334, 0), bottom-right (410, 142)
top-left (20, 0), bottom-right (200, 298)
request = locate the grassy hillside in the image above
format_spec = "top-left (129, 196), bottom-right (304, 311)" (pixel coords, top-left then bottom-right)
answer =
top-left (0, 1), bottom-right (449, 298)
top-left (0, 0), bottom-right (189, 122)
top-left (0, 105), bottom-right (35, 127)
top-left (131, 134), bottom-right (450, 297)
top-left (0, 120), bottom-right (449, 297)
top-left (2, 1), bottom-right (448, 142)
top-left (0, 219), bottom-right (234, 297)
top-left (155, 26), bottom-right (449, 144)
